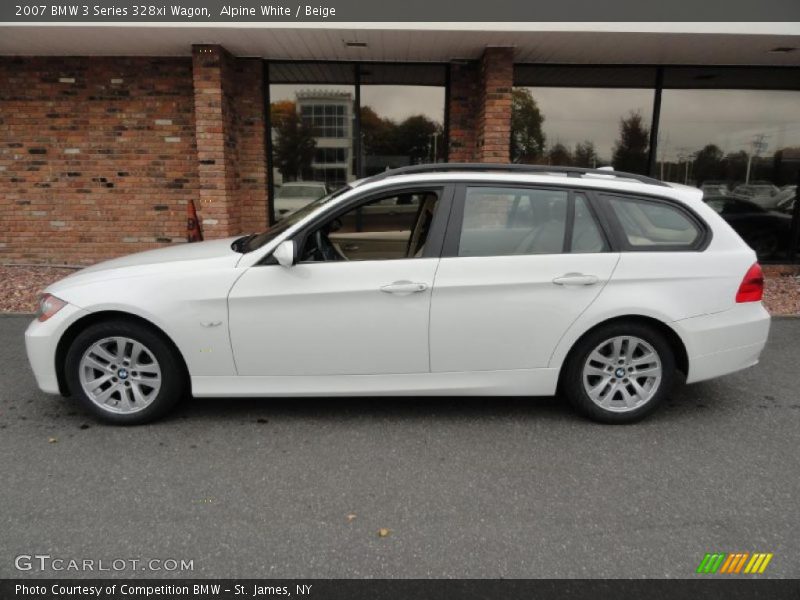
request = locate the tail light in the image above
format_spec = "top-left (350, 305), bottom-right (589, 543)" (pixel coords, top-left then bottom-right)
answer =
top-left (735, 263), bottom-right (764, 303)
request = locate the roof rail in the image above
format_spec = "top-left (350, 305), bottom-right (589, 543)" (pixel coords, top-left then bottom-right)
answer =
top-left (365, 163), bottom-right (668, 187)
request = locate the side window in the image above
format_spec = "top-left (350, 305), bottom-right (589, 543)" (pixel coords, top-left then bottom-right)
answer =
top-left (571, 195), bottom-right (608, 254)
top-left (604, 195), bottom-right (701, 248)
top-left (300, 190), bottom-right (439, 262)
top-left (458, 187), bottom-right (569, 257)
top-left (339, 192), bottom-right (421, 233)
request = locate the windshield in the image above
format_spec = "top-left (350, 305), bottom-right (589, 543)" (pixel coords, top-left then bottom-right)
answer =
top-left (278, 185), bottom-right (327, 199)
top-left (240, 186), bottom-right (351, 253)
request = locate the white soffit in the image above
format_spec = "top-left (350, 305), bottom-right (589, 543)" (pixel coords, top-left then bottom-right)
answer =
top-left (0, 23), bottom-right (799, 65)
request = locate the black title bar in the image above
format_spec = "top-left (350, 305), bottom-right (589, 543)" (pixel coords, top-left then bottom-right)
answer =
top-left (2, 0), bottom-right (800, 22)
top-left (3, 579), bottom-right (800, 600)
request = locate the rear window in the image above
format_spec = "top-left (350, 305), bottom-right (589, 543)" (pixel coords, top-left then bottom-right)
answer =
top-left (604, 195), bottom-right (702, 249)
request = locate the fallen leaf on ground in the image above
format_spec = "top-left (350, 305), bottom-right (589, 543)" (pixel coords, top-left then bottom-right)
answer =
top-left (378, 528), bottom-right (391, 538)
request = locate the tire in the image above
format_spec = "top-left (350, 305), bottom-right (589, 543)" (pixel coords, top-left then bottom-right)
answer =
top-left (64, 319), bottom-right (185, 425)
top-left (561, 321), bottom-right (676, 424)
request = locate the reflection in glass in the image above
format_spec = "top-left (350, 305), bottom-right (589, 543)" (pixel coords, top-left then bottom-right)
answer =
top-left (510, 87), bottom-right (654, 174)
top-left (270, 84), bottom-right (357, 196)
top-left (658, 89), bottom-right (800, 260)
top-left (658, 90), bottom-right (800, 191)
top-left (359, 85), bottom-right (445, 176)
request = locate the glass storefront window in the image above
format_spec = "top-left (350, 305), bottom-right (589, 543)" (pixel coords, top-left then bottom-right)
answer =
top-left (268, 62), bottom-right (447, 222)
top-left (359, 85), bottom-right (446, 175)
top-left (270, 83), bottom-right (357, 194)
top-left (658, 88), bottom-right (800, 260)
top-left (511, 87), bottom-right (655, 174)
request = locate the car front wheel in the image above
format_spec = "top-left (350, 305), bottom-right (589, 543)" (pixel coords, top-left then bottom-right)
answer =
top-left (65, 319), bottom-right (185, 425)
top-left (562, 322), bottom-right (676, 424)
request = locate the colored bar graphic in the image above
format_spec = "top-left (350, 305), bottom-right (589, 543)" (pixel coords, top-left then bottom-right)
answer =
top-left (697, 552), bottom-right (773, 574)
top-left (697, 553), bottom-right (726, 574)
top-left (718, 554), bottom-right (735, 573)
top-left (744, 554), bottom-right (761, 574)
top-left (759, 554), bottom-right (774, 573)
top-left (696, 554), bottom-right (713, 573)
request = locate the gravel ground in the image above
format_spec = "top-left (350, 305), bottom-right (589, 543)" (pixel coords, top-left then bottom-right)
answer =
top-left (764, 275), bottom-right (800, 316)
top-left (1, 264), bottom-right (799, 316)
top-left (0, 265), bottom-right (82, 313)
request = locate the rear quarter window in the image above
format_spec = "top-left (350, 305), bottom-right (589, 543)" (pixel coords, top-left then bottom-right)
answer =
top-left (603, 194), bottom-right (704, 250)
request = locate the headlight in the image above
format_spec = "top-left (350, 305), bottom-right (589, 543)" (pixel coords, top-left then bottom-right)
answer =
top-left (36, 294), bottom-right (67, 322)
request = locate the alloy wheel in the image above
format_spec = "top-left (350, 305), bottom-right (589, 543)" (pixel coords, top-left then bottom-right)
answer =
top-left (78, 336), bottom-right (162, 414)
top-left (582, 335), bottom-right (662, 413)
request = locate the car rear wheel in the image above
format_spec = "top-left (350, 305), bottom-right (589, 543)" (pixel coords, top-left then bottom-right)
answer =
top-left (562, 322), bottom-right (675, 424)
top-left (65, 320), bottom-right (185, 425)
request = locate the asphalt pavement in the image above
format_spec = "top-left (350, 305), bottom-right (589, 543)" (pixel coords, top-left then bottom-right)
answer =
top-left (0, 315), bottom-right (798, 579)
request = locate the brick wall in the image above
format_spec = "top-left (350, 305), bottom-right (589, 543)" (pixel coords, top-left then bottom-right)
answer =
top-left (190, 46), bottom-right (269, 240)
top-left (0, 57), bottom-right (198, 265)
top-left (476, 47), bottom-right (514, 163)
top-left (192, 45), bottom-right (238, 239)
top-left (446, 47), bottom-right (514, 164)
top-left (447, 62), bottom-right (480, 162)
top-left (231, 58), bottom-right (268, 234)
top-left (0, 49), bottom-right (269, 265)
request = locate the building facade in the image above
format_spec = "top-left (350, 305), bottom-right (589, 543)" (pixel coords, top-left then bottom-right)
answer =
top-left (0, 24), bottom-right (799, 264)
top-left (297, 90), bottom-right (354, 188)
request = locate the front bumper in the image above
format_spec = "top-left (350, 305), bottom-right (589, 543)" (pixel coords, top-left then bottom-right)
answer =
top-left (674, 302), bottom-right (771, 384)
top-left (24, 303), bottom-right (90, 395)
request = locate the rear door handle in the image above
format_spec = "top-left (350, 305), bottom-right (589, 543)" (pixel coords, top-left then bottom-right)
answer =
top-left (552, 273), bottom-right (599, 286)
top-left (380, 281), bottom-right (428, 294)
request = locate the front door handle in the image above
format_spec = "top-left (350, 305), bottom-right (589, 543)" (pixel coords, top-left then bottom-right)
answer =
top-left (552, 273), bottom-right (599, 286)
top-left (380, 281), bottom-right (428, 294)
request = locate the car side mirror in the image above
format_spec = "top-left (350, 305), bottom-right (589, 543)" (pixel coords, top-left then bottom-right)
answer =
top-left (273, 240), bottom-right (296, 267)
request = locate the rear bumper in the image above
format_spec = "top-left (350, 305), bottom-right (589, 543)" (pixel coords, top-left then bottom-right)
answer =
top-left (24, 304), bottom-right (89, 395)
top-left (674, 303), bottom-right (771, 384)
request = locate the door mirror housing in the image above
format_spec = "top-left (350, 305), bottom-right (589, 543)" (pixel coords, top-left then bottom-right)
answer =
top-left (273, 240), bottom-right (296, 267)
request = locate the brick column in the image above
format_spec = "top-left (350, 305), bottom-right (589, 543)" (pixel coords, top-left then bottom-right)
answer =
top-left (476, 47), bottom-right (514, 163)
top-left (191, 44), bottom-right (240, 238)
top-left (230, 58), bottom-right (269, 234)
top-left (447, 61), bottom-right (480, 162)
top-left (446, 48), bottom-right (514, 163)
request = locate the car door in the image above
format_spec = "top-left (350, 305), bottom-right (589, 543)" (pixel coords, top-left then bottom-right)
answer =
top-left (228, 186), bottom-right (452, 377)
top-left (429, 184), bottom-right (620, 373)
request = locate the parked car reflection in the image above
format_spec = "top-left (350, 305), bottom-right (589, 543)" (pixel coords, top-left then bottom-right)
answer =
top-left (731, 183), bottom-right (781, 209)
top-left (274, 182), bottom-right (330, 221)
top-left (704, 195), bottom-right (792, 260)
top-left (700, 181), bottom-right (729, 197)
top-left (774, 186), bottom-right (798, 214)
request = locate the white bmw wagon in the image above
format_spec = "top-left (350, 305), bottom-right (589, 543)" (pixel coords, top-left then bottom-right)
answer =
top-left (25, 164), bottom-right (771, 425)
